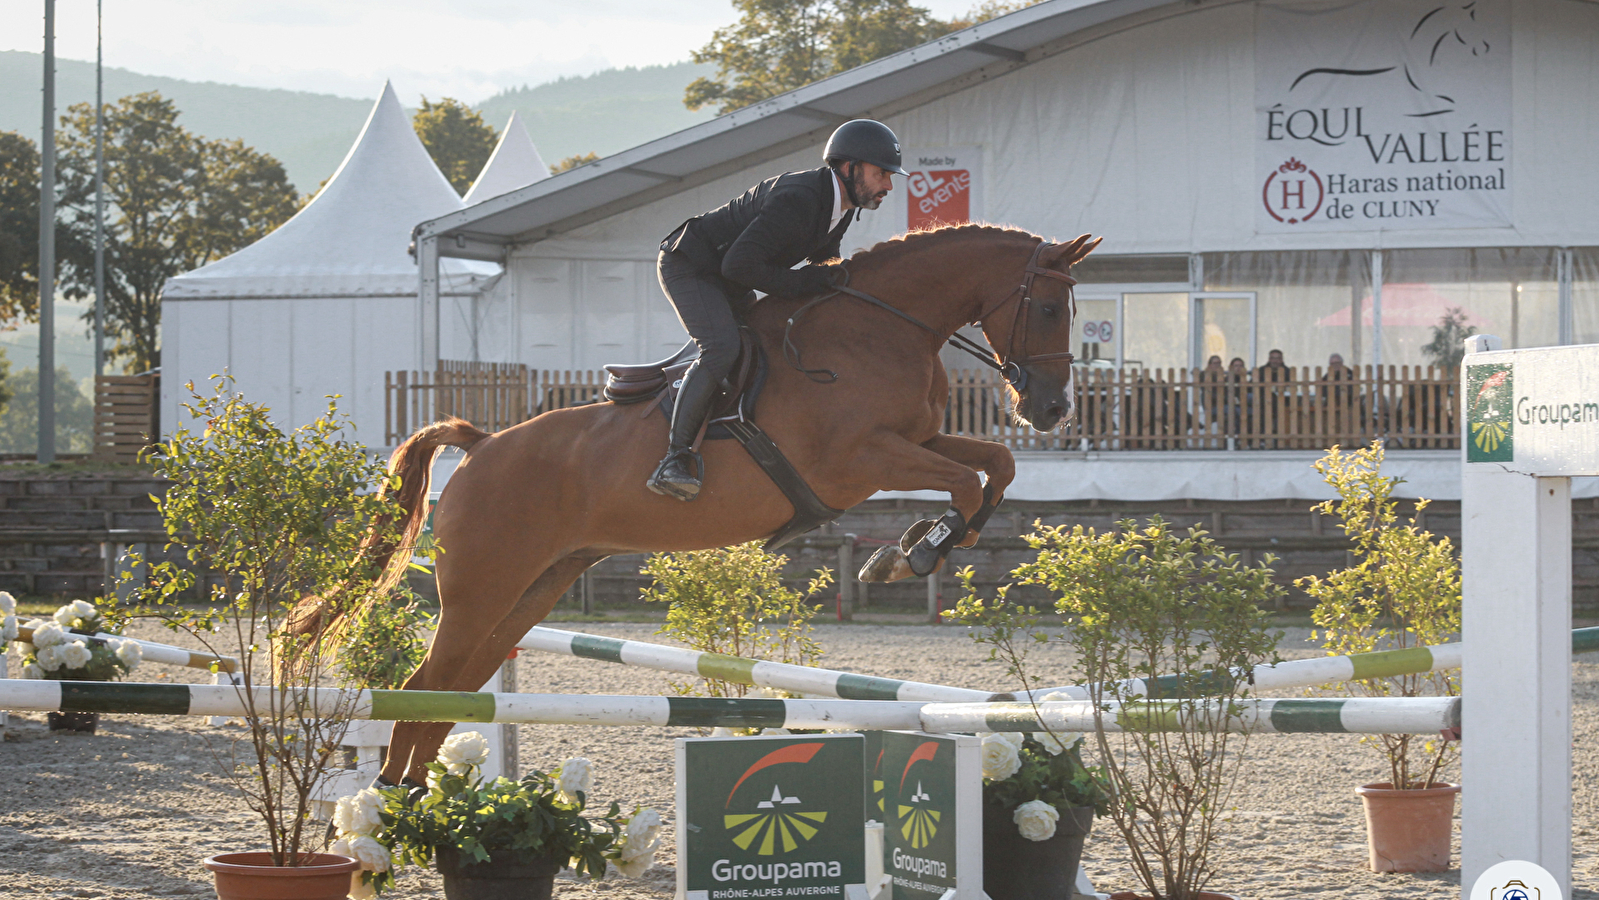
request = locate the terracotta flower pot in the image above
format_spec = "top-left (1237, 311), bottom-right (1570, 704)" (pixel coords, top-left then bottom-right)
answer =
top-left (435, 845), bottom-right (564, 900)
top-left (204, 852), bottom-right (360, 900)
top-left (983, 801), bottom-right (1093, 900)
top-left (1355, 781), bottom-right (1460, 873)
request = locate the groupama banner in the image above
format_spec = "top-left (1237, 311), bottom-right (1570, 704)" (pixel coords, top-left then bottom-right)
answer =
top-left (676, 734), bottom-right (867, 900)
top-left (878, 732), bottom-right (983, 900)
top-left (1255, 0), bottom-right (1511, 232)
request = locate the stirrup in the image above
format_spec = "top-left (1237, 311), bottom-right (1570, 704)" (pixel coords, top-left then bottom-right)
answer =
top-left (647, 448), bottom-right (704, 501)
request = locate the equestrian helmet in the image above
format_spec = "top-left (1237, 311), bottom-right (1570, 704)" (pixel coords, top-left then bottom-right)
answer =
top-left (823, 120), bottom-right (908, 175)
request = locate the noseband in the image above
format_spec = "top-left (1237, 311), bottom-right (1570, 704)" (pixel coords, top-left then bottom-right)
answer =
top-left (782, 239), bottom-right (1077, 388)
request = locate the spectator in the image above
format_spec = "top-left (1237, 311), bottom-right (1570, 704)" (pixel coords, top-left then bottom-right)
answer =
top-left (1256, 348), bottom-right (1291, 383)
top-left (1321, 352), bottom-right (1358, 438)
top-left (1197, 355), bottom-right (1228, 440)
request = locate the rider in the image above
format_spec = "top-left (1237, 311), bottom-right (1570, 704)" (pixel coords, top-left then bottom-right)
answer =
top-left (646, 119), bottom-right (907, 501)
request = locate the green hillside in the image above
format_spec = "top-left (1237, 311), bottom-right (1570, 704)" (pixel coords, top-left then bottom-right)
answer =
top-left (0, 52), bottom-right (715, 193)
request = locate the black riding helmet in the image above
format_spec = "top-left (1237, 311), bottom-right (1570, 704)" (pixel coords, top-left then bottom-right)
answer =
top-left (823, 120), bottom-right (909, 176)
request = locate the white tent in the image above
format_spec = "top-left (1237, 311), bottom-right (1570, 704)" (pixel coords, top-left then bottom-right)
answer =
top-left (161, 82), bottom-right (486, 445)
top-left (463, 111), bottom-right (549, 205)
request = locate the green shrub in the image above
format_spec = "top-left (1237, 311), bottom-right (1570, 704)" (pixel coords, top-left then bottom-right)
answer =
top-left (639, 542), bottom-right (831, 697)
top-left (337, 588), bottom-right (435, 690)
top-left (1298, 441), bottom-right (1461, 789)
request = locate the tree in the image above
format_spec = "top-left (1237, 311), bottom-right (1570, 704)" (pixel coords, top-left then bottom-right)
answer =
top-left (52, 92), bottom-right (299, 374)
top-left (413, 98), bottom-right (498, 195)
top-left (1421, 307), bottom-right (1478, 370)
top-left (550, 152), bottom-right (600, 174)
top-left (686, 0), bottom-right (1035, 113)
top-left (0, 131), bottom-right (42, 323)
top-left (0, 365), bottom-right (89, 455)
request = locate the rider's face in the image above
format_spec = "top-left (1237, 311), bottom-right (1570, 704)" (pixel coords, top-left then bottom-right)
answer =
top-left (849, 162), bottom-right (894, 210)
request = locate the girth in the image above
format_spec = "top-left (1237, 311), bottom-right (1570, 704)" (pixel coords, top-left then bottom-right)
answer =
top-left (601, 331), bottom-right (844, 550)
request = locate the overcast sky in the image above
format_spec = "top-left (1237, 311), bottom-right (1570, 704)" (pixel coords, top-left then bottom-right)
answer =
top-left (3, 0), bottom-right (980, 103)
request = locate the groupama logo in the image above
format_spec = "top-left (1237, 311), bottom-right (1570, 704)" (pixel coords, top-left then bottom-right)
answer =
top-left (1467, 363), bottom-right (1514, 462)
top-left (723, 742), bottom-right (830, 856)
top-left (897, 741), bottom-right (943, 850)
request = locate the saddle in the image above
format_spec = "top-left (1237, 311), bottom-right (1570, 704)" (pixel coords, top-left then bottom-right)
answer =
top-left (601, 329), bottom-right (844, 550)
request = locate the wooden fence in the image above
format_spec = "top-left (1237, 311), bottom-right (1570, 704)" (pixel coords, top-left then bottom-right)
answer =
top-left (387, 362), bottom-right (1459, 451)
top-left (92, 374), bottom-right (159, 463)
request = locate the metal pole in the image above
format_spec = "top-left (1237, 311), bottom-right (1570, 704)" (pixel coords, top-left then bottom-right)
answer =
top-left (93, 0), bottom-right (105, 379)
top-left (926, 566), bottom-right (940, 624)
top-left (837, 535), bottom-right (855, 621)
top-left (37, 0), bottom-right (56, 464)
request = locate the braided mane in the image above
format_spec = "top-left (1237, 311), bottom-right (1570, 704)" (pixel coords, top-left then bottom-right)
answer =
top-left (847, 222), bottom-right (1041, 269)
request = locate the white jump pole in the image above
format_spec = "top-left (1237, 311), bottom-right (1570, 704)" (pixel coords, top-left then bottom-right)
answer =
top-left (1460, 335), bottom-right (1575, 899)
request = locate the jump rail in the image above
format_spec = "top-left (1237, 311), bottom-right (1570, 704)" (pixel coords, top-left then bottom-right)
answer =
top-left (0, 679), bottom-right (1461, 735)
top-left (522, 625), bottom-right (1599, 702)
top-left (15, 625), bottom-right (238, 673)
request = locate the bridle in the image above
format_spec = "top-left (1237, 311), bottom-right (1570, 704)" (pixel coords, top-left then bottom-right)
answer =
top-left (782, 239), bottom-right (1079, 390)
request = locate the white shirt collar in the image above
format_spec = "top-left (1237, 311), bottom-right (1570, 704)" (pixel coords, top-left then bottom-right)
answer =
top-left (829, 169), bottom-right (848, 232)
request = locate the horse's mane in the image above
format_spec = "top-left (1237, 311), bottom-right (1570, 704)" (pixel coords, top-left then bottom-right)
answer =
top-left (846, 222), bottom-right (1041, 269)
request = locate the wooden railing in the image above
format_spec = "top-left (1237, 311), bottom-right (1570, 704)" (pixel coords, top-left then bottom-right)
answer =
top-left (387, 362), bottom-right (1459, 451)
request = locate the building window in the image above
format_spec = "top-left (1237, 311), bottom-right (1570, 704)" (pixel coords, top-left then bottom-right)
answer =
top-left (1573, 248), bottom-right (1599, 346)
top-left (1203, 250), bottom-right (1370, 373)
top-left (1379, 248), bottom-right (1560, 366)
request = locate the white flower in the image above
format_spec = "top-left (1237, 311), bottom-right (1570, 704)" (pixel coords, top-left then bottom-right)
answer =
top-left (0, 591), bottom-right (14, 615)
top-left (35, 644), bottom-right (63, 671)
top-left (556, 757), bottom-right (594, 804)
top-left (333, 791), bottom-right (383, 837)
top-left (112, 638), bottom-right (143, 669)
top-left (763, 728), bottom-right (791, 736)
top-left (980, 733), bottom-right (1022, 782)
top-left (619, 808), bottom-right (664, 860)
top-left (1031, 731), bottom-right (1084, 756)
top-left (21, 662), bottom-right (43, 679)
top-left (436, 731), bottom-right (491, 775)
top-left (59, 641), bottom-right (92, 670)
top-left (1, 615), bottom-right (16, 643)
top-left (709, 727), bottom-right (736, 737)
top-left (1014, 800), bottom-right (1060, 842)
top-left (31, 622), bottom-right (67, 648)
top-left (14, 640), bottom-right (34, 656)
top-left (348, 873), bottom-right (376, 900)
top-left (344, 835), bottom-right (391, 873)
top-left (1042, 691), bottom-right (1075, 703)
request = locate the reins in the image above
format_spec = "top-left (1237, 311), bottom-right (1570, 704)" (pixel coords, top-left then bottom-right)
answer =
top-left (781, 239), bottom-right (1078, 387)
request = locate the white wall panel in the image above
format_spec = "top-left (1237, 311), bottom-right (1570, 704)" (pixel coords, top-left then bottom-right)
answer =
top-left (578, 260), bottom-right (638, 368)
top-left (515, 259), bottom-right (574, 370)
top-left (289, 298), bottom-right (355, 434)
top-left (225, 300), bottom-right (293, 424)
top-left (351, 296), bottom-right (418, 446)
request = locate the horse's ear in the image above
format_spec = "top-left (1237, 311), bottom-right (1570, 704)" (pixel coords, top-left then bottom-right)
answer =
top-left (1040, 234), bottom-right (1102, 270)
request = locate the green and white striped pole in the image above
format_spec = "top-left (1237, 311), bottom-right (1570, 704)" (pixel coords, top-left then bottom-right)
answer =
top-left (0, 679), bottom-right (1462, 735)
top-left (15, 624), bottom-right (238, 673)
top-left (922, 696), bottom-right (1461, 735)
top-left (517, 626), bottom-right (1005, 702)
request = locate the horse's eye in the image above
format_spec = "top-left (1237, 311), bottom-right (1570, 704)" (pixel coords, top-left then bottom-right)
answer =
top-left (1043, 305), bottom-right (1059, 317)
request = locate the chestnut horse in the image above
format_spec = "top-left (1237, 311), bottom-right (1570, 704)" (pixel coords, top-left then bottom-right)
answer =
top-left (292, 225), bottom-right (1098, 784)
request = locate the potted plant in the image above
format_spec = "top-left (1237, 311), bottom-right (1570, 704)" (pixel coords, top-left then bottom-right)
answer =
top-left (339, 731), bottom-right (664, 899)
top-left (10, 596), bottom-right (144, 733)
top-left (956, 517), bottom-right (1283, 900)
top-left (977, 726), bottom-right (1110, 900)
top-left (111, 376), bottom-right (411, 899)
top-left (1297, 441), bottom-right (1462, 873)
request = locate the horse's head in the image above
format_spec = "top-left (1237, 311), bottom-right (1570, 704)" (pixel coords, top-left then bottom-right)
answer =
top-left (979, 234), bottom-right (1101, 432)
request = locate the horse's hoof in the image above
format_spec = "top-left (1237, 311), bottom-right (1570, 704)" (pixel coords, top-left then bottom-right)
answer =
top-left (858, 546), bottom-right (902, 583)
top-left (956, 529), bottom-right (981, 549)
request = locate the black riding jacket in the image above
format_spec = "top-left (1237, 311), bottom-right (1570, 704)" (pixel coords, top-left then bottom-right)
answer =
top-left (660, 167), bottom-right (857, 299)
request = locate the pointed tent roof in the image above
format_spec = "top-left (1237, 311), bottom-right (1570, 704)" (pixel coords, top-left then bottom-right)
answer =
top-left (463, 111), bottom-right (550, 206)
top-left (163, 82), bottom-right (466, 300)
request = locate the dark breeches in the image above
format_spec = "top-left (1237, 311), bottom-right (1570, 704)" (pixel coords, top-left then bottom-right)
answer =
top-left (657, 250), bottom-right (747, 383)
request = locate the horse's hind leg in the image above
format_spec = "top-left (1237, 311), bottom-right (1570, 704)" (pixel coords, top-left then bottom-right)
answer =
top-left (382, 555), bottom-right (599, 785)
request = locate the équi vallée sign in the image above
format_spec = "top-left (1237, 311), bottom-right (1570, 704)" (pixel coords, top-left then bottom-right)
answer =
top-left (676, 734), bottom-right (867, 900)
top-left (1255, 0), bottom-right (1510, 232)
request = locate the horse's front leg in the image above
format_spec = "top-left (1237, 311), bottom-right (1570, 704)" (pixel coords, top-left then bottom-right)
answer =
top-left (848, 432), bottom-right (987, 583)
top-left (919, 433), bottom-right (1015, 548)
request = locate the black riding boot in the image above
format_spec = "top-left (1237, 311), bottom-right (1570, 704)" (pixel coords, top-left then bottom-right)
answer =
top-left (647, 360), bottom-right (720, 501)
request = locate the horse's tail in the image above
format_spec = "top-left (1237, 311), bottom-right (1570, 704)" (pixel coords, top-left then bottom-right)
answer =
top-left (281, 417), bottom-right (490, 649)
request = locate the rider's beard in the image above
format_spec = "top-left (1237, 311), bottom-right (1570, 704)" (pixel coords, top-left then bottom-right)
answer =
top-left (851, 168), bottom-right (887, 210)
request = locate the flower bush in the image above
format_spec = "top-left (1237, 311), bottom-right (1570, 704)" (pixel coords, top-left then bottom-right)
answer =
top-left (9, 596), bottom-right (140, 682)
top-left (338, 732), bottom-right (662, 896)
